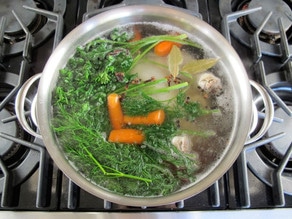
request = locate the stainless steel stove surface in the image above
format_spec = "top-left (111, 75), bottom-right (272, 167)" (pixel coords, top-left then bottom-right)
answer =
top-left (0, 0), bottom-right (292, 218)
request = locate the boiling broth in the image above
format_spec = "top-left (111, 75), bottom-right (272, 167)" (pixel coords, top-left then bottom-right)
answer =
top-left (52, 22), bottom-right (234, 196)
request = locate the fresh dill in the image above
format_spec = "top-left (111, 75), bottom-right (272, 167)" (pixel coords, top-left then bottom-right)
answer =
top-left (52, 26), bottom-right (215, 196)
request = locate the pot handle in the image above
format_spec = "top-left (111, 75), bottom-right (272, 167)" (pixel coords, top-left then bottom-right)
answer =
top-left (245, 80), bottom-right (274, 145)
top-left (15, 73), bottom-right (42, 139)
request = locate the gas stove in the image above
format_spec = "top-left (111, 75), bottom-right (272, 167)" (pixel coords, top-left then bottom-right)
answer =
top-left (0, 0), bottom-right (291, 218)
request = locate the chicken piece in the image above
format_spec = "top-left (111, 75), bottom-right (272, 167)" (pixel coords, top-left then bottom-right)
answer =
top-left (197, 72), bottom-right (223, 96)
top-left (171, 134), bottom-right (193, 153)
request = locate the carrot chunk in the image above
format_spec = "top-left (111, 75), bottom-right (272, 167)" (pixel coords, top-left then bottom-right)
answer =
top-left (108, 129), bottom-right (145, 144)
top-left (123, 109), bottom-right (165, 125)
top-left (107, 93), bottom-right (124, 129)
top-left (130, 26), bottom-right (142, 42)
top-left (154, 41), bottom-right (181, 56)
top-left (147, 109), bottom-right (165, 125)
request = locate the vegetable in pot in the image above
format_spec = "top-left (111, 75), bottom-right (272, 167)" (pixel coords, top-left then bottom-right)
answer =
top-left (154, 41), bottom-right (182, 56)
top-left (107, 93), bottom-right (124, 129)
top-left (108, 129), bottom-right (145, 144)
top-left (123, 109), bottom-right (165, 126)
top-left (52, 24), bottom-right (221, 196)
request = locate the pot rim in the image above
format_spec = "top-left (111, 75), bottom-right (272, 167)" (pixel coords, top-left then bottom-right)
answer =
top-left (37, 4), bottom-right (253, 206)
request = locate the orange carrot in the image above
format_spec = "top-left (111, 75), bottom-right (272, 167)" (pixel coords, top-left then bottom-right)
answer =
top-left (108, 129), bottom-right (145, 144)
top-left (154, 41), bottom-right (181, 56)
top-left (107, 93), bottom-right (124, 129)
top-left (123, 109), bottom-right (165, 125)
top-left (147, 110), bottom-right (165, 125)
top-left (130, 26), bottom-right (142, 42)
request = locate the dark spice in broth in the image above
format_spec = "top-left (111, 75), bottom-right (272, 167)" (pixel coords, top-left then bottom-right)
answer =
top-left (51, 23), bottom-right (229, 196)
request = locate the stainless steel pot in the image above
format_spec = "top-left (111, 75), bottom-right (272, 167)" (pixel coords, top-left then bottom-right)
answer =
top-left (36, 5), bottom-right (253, 206)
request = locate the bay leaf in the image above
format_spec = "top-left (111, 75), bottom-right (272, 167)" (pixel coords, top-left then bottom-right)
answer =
top-left (167, 45), bottom-right (183, 78)
top-left (181, 58), bottom-right (219, 74)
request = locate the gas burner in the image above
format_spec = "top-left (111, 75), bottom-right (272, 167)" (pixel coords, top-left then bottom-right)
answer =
top-left (247, 0), bottom-right (291, 38)
top-left (0, 0), bottom-right (66, 55)
top-left (237, 0), bottom-right (292, 44)
top-left (219, 0), bottom-right (292, 56)
top-left (0, 99), bottom-right (26, 168)
top-left (2, 0), bottom-right (49, 44)
top-left (263, 87), bottom-right (292, 169)
top-left (0, 72), bottom-right (39, 193)
top-left (0, 0), bottom-right (37, 35)
top-left (247, 72), bottom-right (292, 194)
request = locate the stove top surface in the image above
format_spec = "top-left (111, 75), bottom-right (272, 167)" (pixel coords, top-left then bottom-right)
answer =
top-left (0, 0), bottom-right (292, 213)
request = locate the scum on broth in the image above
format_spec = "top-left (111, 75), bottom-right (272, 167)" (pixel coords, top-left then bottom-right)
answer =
top-left (52, 22), bottom-right (235, 196)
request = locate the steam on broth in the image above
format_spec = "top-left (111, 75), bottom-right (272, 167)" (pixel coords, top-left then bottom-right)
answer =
top-left (52, 22), bottom-right (232, 197)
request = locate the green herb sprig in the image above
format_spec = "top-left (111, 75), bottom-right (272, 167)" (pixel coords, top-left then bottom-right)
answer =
top-left (52, 27), bottom-right (213, 196)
